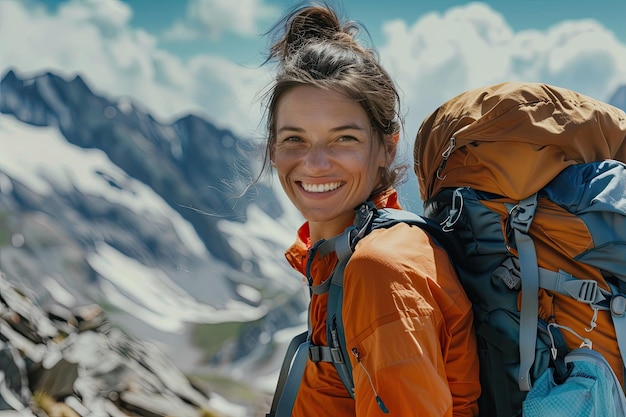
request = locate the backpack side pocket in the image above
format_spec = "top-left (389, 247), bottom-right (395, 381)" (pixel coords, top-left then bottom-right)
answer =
top-left (522, 348), bottom-right (626, 417)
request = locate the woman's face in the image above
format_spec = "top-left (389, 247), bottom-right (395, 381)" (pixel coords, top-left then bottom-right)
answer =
top-left (272, 85), bottom-right (391, 240)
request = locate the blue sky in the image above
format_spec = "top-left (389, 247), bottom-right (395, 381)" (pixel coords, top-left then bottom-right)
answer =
top-left (127, 0), bottom-right (626, 63)
top-left (2, 0), bottom-right (626, 146)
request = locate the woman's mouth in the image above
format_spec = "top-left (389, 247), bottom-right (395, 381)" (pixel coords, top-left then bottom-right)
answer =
top-left (300, 181), bottom-right (342, 193)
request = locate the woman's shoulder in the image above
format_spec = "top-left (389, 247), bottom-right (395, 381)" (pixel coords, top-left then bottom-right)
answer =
top-left (350, 221), bottom-right (440, 266)
top-left (347, 221), bottom-right (469, 306)
top-left (358, 221), bottom-right (435, 251)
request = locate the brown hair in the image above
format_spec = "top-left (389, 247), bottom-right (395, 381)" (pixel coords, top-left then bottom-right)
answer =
top-left (260, 2), bottom-right (405, 192)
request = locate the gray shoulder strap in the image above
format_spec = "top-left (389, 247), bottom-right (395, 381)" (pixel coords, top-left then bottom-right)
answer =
top-left (266, 331), bottom-right (308, 417)
top-left (510, 193), bottom-right (539, 392)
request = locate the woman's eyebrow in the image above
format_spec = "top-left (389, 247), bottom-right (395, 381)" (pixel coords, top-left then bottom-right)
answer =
top-left (329, 124), bottom-right (367, 133)
top-left (276, 124), bottom-right (367, 134)
top-left (276, 125), bottom-right (305, 134)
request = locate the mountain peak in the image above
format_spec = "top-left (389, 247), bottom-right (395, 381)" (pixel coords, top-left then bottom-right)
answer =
top-left (609, 85), bottom-right (626, 111)
top-left (1, 68), bottom-right (18, 83)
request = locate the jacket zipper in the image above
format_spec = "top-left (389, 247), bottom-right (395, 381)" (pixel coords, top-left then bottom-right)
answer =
top-left (351, 347), bottom-right (389, 413)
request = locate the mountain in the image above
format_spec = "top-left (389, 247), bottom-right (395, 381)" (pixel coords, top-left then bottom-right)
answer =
top-left (0, 68), bottom-right (308, 415)
top-left (609, 84), bottom-right (626, 111)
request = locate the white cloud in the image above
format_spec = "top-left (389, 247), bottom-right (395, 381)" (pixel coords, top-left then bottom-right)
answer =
top-left (1, 0), bottom-right (626, 145)
top-left (378, 3), bottom-right (626, 141)
top-left (162, 0), bottom-right (280, 41)
top-left (0, 0), bottom-right (268, 137)
top-left (161, 21), bottom-right (198, 42)
top-left (60, 0), bottom-right (132, 34)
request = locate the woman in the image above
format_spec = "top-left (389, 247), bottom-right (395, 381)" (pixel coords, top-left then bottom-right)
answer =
top-left (261, 3), bottom-right (480, 416)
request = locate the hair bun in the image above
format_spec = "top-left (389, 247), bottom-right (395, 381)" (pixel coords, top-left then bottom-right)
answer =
top-left (269, 5), bottom-right (356, 62)
top-left (287, 7), bottom-right (341, 42)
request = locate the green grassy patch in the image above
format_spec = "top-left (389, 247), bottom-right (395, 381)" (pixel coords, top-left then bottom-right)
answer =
top-left (191, 321), bottom-right (246, 359)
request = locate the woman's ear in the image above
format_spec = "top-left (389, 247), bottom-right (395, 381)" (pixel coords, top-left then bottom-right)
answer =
top-left (384, 133), bottom-right (399, 166)
top-left (269, 145), bottom-right (276, 167)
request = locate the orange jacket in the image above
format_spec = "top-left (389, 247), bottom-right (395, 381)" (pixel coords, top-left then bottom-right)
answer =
top-left (285, 190), bottom-right (481, 417)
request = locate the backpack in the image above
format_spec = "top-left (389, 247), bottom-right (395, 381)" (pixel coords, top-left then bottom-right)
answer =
top-left (415, 81), bottom-right (626, 416)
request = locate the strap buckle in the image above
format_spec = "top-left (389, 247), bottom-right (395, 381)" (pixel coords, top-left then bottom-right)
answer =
top-left (509, 194), bottom-right (538, 234)
top-left (562, 279), bottom-right (606, 305)
top-left (308, 345), bottom-right (345, 364)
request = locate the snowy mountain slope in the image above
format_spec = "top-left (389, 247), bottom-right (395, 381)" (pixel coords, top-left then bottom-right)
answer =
top-left (0, 68), bottom-right (308, 405)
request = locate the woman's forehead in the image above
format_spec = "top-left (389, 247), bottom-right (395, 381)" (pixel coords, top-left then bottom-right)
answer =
top-left (276, 86), bottom-right (370, 126)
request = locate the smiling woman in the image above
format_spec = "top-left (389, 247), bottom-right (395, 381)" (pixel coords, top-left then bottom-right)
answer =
top-left (259, 3), bottom-right (480, 417)
top-left (272, 85), bottom-right (392, 241)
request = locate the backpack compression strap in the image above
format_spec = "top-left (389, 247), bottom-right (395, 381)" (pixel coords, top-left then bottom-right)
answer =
top-left (509, 194), bottom-right (540, 391)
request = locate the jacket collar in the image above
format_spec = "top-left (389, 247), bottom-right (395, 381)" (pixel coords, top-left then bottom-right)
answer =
top-left (284, 188), bottom-right (402, 275)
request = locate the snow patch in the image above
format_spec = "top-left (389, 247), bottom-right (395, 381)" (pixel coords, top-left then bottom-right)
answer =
top-left (0, 113), bottom-right (207, 257)
top-left (88, 243), bottom-right (268, 332)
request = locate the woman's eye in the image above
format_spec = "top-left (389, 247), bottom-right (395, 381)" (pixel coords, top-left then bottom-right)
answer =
top-left (280, 136), bottom-right (302, 143)
top-left (338, 135), bottom-right (358, 142)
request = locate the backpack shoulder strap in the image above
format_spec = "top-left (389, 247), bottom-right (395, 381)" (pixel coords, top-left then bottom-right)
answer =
top-left (375, 206), bottom-right (462, 256)
top-left (266, 330), bottom-right (309, 417)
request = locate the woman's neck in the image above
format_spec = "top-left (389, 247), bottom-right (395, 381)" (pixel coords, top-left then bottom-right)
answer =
top-left (308, 212), bottom-right (356, 243)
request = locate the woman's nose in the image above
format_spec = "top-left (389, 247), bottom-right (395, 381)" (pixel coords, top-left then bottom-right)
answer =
top-left (304, 144), bottom-right (332, 171)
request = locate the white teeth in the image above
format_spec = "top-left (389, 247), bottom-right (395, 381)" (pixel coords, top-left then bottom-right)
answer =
top-left (302, 182), bottom-right (341, 193)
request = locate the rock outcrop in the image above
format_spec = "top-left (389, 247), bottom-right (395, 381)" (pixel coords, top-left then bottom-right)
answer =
top-left (0, 275), bottom-right (244, 417)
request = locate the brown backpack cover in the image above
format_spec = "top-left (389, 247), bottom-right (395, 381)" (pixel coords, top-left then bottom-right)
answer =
top-left (414, 81), bottom-right (626, 202)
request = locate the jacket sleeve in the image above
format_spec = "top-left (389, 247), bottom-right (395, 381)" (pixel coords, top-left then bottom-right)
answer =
top-left (343, 224), bottom-right (480, 417)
